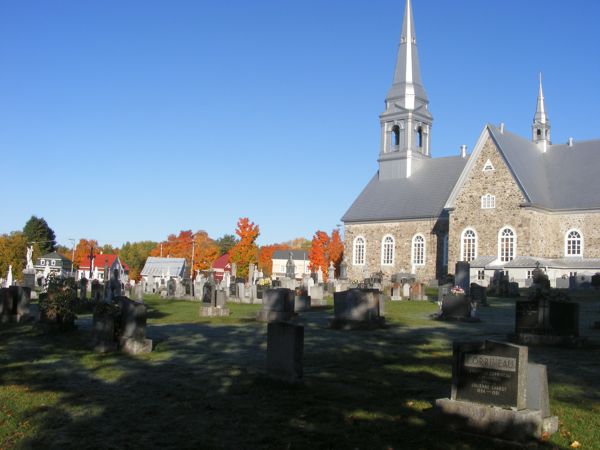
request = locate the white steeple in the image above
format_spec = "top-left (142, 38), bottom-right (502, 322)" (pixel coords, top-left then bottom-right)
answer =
top-left (379, 0), bottom-right (432, 179)
top-left (532, 73), bottom-right (551, 152)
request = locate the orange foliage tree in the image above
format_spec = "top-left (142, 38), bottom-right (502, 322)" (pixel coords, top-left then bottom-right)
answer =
top-left (73, 239), bottom-right (99, 269)
top-left (192, 231), bottom-right (220, 272)
top-left (308, 229), bottom-right (345, 281)
top-left (327, 229), bottom-right (344, 276)
top-left (229, 218), bottom-right (260, 278)
top-left (258, 244), bottom-right (291, 277)
top-left (308, 231), bottom-right (329, 279)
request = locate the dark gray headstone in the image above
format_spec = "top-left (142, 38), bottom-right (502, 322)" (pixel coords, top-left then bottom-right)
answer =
top-left (167, 279), bottom-right (176, 297)
top-left (119, 297), bottom-right (148, 341)
top-left (452, 340), bottom-right (528, 410)
top-left (441, 294), bottom-right (471, 320)
top-left (267, 322), bottom-right (304, 382)
top-left (263, 288), bottom-right (294, 313)
top-left (455, 261), bottom-right (470, 296)
top-left (333, 289), bottom-right (380, 322)
top-left (526, 363), bottom-right (551, 418)
top-left (470, 283), bottom-right (487, 304)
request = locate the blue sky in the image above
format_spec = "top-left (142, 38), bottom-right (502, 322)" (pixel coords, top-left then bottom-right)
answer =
top-left (1, 0), bottom-right (599, 248)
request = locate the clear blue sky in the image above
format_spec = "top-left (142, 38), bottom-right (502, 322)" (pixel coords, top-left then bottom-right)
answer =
top-left (1, 0), bottom-right (599, 248)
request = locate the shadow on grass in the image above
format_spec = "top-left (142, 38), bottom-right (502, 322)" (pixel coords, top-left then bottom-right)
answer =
top-left (0, 304), bottom-right (589, 449)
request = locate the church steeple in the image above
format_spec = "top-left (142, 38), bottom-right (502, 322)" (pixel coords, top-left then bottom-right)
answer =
top-left (379, 0), bottom-right (433, 180)
top-left (532, 73), bottom-right (551, 152)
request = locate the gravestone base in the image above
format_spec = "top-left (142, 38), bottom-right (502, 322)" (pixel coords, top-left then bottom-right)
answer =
top-left (199, 306), bottom-right (231, 317)
top-left (434, 398), bottom-right (558, 441)
top-left (120, 337), bottom-right (153, 355)
top-left (294, 296), bottom-right (311, 312)
top-left (256, 310), bottom-right (293, 323)
top-left (310, 299), bottom-right (328, 307)
top-left (93, 340), bottom-right (118, 353)
top-left (329, 316), bottom-right (386, 330)
top-left (510, 332), bottom-right (586, 347)
top-left (431, 313), bottom-right (481, 323)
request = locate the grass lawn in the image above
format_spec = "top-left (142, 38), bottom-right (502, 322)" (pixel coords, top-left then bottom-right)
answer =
top-left (1, 294), bottom-right (599, 449)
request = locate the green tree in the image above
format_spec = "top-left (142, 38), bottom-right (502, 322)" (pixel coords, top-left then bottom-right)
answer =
top-left (23, 216), bottom-right (56, 254)
top-left (215, 234), bottom-right (239, 256)
top-left (100, 244), bottom-right (118, 255)
top-left (119, 241), bottom-right (157, 281)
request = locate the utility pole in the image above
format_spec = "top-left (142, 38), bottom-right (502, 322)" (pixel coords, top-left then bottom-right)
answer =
top-left (160, 243), bottom-right (163, 257)
top-left (68, 238), bottom-right (76, 278)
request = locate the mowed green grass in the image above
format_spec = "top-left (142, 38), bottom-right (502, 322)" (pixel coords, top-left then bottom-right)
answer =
top-left (0, 295), bottom-right (599, 449)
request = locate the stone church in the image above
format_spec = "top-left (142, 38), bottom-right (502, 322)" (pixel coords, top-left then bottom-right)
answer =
top-left (342, 0), bottom-right (600, 287)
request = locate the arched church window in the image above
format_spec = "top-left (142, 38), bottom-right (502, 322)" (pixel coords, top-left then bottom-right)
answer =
top-left (412, 235), bottom-right (425, 266)
top-left (417, 126), bottom-right (423, 148)
top-left (353, 236), bottom-right (366, 266)
top-left (565, 229), bottom-right (582, 256)
top-left (499, 227), bottom-right (516, 262)
top-left (392, 125), bottom-right (400, 147)
top-left (381, 235), bottom-right (395, 265)
top-left (461, 229), bottom-right (477, 262)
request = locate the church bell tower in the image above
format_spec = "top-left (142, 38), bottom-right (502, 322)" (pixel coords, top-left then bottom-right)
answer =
top-left (378, 0), bottom-right (433, 179)
top-left (532, 73), bottom-right (551, 153)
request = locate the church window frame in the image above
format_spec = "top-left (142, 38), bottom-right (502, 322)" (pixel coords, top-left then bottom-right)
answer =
top-left (565, 229), bottom-right (583, 257)
top-left (482, 159), bottom-right (495, 172)
top-left (411, 234), bottom-right (425, 266)
top-left (381, 235), bottom-right (395, 266)
top-left (481, 193), bottom-right (496, 209)
top-left (461, 228), bottom-right (477, 262)
top-left (498, 226), bottom-right (516, 262)
top-left (353, 236), bottom-right (366, 266)
top-left (417, 126), bottom-right (423, 148)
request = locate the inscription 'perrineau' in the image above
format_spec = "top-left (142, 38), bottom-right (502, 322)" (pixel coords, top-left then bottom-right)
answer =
top-left (464, 354), bottom-right (516, 372)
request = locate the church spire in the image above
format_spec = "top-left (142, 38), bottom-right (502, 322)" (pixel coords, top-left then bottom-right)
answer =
top-left (378, 0), bottom-right (432, 180)
top-left (532, 73), bottom-right (551, 152)
top-left (387, 0), bottom-right (428, 108)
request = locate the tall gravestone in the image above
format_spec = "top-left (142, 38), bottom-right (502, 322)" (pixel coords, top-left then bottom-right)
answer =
top-left (455, 261), bottom-right (470, 296)
top-left (266, 322), bottom-right (303, 382)
top-left (435, 340), bottom-right (558, 441)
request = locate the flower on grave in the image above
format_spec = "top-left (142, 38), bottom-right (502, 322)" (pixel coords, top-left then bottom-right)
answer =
top-left (450, 286), bottom-right (465, 295)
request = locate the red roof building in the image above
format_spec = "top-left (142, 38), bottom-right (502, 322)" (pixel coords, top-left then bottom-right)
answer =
top-left (211, 253), bottom-right (231, 281)
top-left (77, 253), bottom-right (128, 283)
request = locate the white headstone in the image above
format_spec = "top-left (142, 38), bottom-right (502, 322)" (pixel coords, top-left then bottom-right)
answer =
top-left (402, 283), bottom-right (410, 298)
top-left (317, 267), bottom-right (323, 284)
top-left (6, 265), bottom-right (13, 287)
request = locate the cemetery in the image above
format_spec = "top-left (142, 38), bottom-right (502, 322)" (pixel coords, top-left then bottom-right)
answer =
top-left (1, 273), bottom-right (599, 449)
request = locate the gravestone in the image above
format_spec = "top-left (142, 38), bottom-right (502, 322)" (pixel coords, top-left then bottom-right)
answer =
top-left (199, 288), bottom-right (230, 317)
top-left (469, 283), bottom-right (487, 306)
top-left (508, 282), bottom-right (520, 297)
top-left (435, 340), bottom-right (558, 441)
top-left (294, 287), bottom-right (311, 313)
top-left (266, 322), bottom-right (303, 382)
top-left (133, 283), bottom-right (144, 302)
top-left (256, 288), bottom-right (294, 322)
top-left (455, 261), bottom-right (470, 296)
top-left (23, 268), bottom-right (36, 290)
top-left (167, 279), bottom-right (176, 298)
top-left (331, 289), bottom-right (385, 329)
top-left (433, 293), bottom-right (476, 322)
top-left (409, 282), bottom-right (426, 301)
top-left (438, 283), bottom-right (452, 303)
top-left (91, 280), bottom-right (102, 303)
top-left (119, 297), bottom-right (153, 354)
top-left (0, 286), bottom-right (31, 323)
top-left (514, 297), bottom-right (580, 345)
top-left (236, 283), bottom-right (245, 300)
top-left (309, 285), bottom-right (326, 306)
top-left (402, 283), bottom-right (410, 298)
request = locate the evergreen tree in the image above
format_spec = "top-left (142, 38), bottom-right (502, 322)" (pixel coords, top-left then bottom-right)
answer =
top-left (215, 234), bottom-right (239, 255)
top-left (23, 216), bottom-right (56, 254)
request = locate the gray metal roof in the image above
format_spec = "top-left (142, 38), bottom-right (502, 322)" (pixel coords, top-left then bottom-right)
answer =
top-left (141, 257), bottom-right (186, 277)
top-left (489, 126), bottom-right (600, 210)
top-left (342, 156), bottom-right (467, 223)
top-left (272, 250), bottom-right (309, 261)
top-left (472, 255), bottom-right (600, 270)
top-left (468, 256), bottom-right (497, 268)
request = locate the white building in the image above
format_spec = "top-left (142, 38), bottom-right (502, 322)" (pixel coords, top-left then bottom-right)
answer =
top-left (271, 250), bottom-right (310, 280)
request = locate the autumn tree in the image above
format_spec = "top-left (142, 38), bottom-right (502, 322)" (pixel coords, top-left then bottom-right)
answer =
top-left (215, 234), bottom-right (238, 256)
top-left (192, 231), bottom-right (220, 272)
top-left (0, 232), bottom-right (29, 279)
top-left (258, 244), bottom-right (291, 277)
top-left (284, 237), bottom-right (311, 251)
top-left (327, 229), bottom-right (344, 276)
top-left (23, 216), bottom-right (56, 254)
top-left (229, 218), bottom-right (260, 278)
top-left (150, 230), bottom-right (194, 260)
top-left (73, 239), bottom-right (99, 270)
top-left (308, 231), bottom-right (330, 279)
top-left (119, 241), bottom-right (156, 281)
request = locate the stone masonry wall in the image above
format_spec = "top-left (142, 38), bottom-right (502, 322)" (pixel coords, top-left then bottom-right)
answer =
top-left (344, 219), bottom-right (447, 282)
top-left (448, 136), bottom-right (528, 268)
top-left (448, 136), bottom-right (600, 267)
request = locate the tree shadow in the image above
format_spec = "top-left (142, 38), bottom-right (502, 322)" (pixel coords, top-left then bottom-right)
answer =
top-left (1, 299), bottom-right (593, 449)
